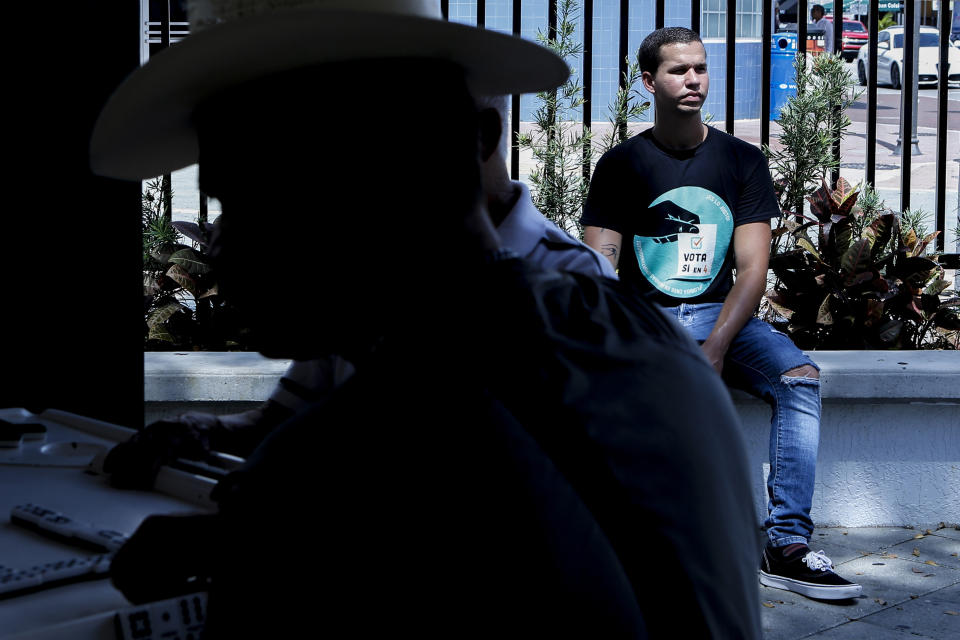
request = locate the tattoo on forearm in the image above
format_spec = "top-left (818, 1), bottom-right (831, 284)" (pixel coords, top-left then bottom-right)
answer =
top-left (600, 243), bottom-right (618, 259)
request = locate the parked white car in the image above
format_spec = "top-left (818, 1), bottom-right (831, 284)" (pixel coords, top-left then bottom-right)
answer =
top-left (856, 26), bottom-right (960, 89)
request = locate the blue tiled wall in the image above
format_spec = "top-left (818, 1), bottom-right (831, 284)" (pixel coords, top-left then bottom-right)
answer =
top-left (448, 0), bottom-right (763, 122)
top-left (702, 40), bottom-right (763, 121)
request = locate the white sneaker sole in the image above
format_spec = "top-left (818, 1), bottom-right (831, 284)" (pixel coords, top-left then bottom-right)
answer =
top-left (759, 570), bottom-right (863, 600)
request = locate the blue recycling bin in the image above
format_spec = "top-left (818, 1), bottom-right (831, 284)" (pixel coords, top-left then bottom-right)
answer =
top-left (770, 32), bottom-right (798, 120)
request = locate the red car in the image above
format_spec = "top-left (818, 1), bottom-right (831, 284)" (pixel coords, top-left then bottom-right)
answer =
top-left (823, 17), bottom-right (869, 62)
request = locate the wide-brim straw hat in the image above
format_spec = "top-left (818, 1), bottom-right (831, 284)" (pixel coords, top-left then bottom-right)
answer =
top-left (90, 0), bottom-right (570, 181)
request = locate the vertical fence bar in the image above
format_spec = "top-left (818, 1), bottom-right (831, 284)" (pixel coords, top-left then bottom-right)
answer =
top-left (549, 0), bottom-right (557, 38)
top-left (761, 0), bottom-right (771, 147)
top-left (619, 0), bottom-right (629, 139)
top-left (655, 0), bottom-right (664, 30)
top-left (583, 0), bottom-right (594, 180)
top-left (511, 0), bottom-right (521, 180)
top-left (160, 1), bottom-right (171, 222)
top-left (691, 0), bottom-right (700, 35)
top-left (441, 0), bottom-right (448, 20)
top-left (160, 0), bottom-right (169, 48)
top-left (935, 1), bottom-right (951, 252)
top-left (725, 0), bottom-right (736, 134)
top-left (477, 0), bottom-right (485, 28)
top-left (832, 2), bottom-right (842, 54)
top-left (865, 0), bottom-right (878, 187)
top-left (798, 0), bottom-right (807, 56)
top-left (546, 0), bottom-right (558, 189)
top-left (900, 0), bottom-right (915, 213)
top-left (829, 0), bottom-right (842, 188)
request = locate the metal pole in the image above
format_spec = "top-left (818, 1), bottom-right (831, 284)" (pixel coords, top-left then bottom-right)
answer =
top-left (935, 0), bottom-right (951, 252)
top-left (798, 0), bottom-right (807, 56)
top-left (828, 2), bottom-right (839, 189)
top-left (865, 0), bottom-right (878, 188)
top-left (160, 0), bottom-right (171, 219)
top-left (726, 0), bottom-right (736, 134)
top-left (895, 1), bottom-right (922, 157)
top-left (619, 0), bottom-right (629, 140)
top-left (898, 0), bottom-right (918, 213)
top-left (832, 0), bottom-right (842, 54)
top-left (583, 0), bottom-right (593, 180)
top-left (761, 0), bottom-right (772, 148)
top-left (656, 0), bottom-right (664, 30)
top-left (691, 0), bottom-right (701, 35)
top-left (510, 0), bottom-right (521, 180)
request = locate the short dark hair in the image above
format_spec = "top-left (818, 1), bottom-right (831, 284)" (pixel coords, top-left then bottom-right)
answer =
top-left (811, 4), bottom-right (825, 16)
top-left (637, 27), bottom-right (703, 75)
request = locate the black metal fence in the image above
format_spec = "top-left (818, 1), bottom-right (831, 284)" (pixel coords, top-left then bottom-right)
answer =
top-left (440, 0), bottom-right (956, 256)
top-left (146, 1), bottom-right (956, 256)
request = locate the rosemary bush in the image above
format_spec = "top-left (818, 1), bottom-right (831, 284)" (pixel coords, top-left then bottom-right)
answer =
top-left (518, 0), bottom-right (648, 240)
top-left (764, 52), bottom-right (861, 245)
top-left (517, 0), bottom-right (590, 238)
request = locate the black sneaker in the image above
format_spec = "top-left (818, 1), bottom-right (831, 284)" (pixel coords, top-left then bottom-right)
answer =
top-left (759, 544), bottom-right (862, 600)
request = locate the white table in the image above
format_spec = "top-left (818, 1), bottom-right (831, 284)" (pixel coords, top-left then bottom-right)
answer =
top-left (0, 408), bottom-right (218, 639)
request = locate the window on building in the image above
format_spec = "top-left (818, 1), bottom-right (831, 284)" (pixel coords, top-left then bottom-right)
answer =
top-left (701, 0), bottom-right (764, 39)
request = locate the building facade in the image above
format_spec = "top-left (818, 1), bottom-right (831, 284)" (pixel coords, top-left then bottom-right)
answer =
top-left (448, 0), bottom-right (767, 123)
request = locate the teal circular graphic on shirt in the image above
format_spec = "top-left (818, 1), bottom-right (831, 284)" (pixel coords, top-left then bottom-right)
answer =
top-left (633, 186), bottom-right (733, 298)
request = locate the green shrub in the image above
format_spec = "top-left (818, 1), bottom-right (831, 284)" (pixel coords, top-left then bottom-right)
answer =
top-left (764, 179), bottom-right (959, 349)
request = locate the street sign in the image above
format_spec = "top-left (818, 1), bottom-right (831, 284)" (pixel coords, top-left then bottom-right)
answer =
top-left (819, 0), bottom-right (903, 14)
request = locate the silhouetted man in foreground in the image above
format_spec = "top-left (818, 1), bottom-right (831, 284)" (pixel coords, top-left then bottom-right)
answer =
top-left (103, 94), bottom-right (616, 484)
top-left (92, 2), bottom-right (762, 637)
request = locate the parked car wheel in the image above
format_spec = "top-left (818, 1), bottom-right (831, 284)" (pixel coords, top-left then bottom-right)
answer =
top-left (890, 63), bottom-right (901, 89)
top-left (858, 61), bottom-right (867, 85)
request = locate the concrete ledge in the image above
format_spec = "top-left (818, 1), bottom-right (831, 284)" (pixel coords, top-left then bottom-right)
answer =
top-left (144, 352), bottom-right (292, 426)
top-left (144, 350), bottom-right (959, 528)
top-left (731, 351), bottom-right (960, 403)
top-left (145, 351), bottom-right (960, 403)
top-left (145, 352), bottom-right (293, 401)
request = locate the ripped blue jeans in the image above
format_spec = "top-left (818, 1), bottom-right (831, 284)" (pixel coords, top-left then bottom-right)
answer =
top-left (662, 302), bottom-right (820, 548)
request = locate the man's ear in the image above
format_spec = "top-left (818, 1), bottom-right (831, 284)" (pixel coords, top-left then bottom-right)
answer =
top-left (641, 70), bottom-right (656, 95)
top-left (478, 108), bottom-right (502, 163)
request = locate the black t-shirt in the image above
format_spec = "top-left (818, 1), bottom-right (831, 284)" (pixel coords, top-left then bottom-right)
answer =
top-left (581, 126), bottom-right (779, 306)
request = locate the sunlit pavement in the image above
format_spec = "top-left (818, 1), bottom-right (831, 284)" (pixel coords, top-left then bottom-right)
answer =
top-left (759, 524), bottom-right (960, 640)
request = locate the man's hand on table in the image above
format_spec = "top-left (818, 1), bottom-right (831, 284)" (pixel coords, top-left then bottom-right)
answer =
top-left (102, 416), bottom-right (218, 490)
top-left (102, 404), bottom-right (295, 490)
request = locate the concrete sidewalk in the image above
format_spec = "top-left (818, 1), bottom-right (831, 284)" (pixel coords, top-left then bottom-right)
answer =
top-left (758, 524), bottom-right (960, 639)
